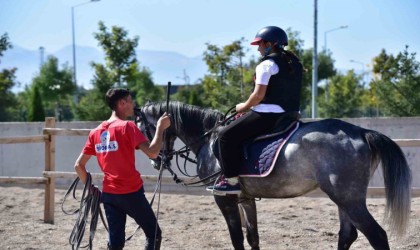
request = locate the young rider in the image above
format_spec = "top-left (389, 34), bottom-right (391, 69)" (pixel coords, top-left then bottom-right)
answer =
top-left (211, 26), bottom-right (303, 195)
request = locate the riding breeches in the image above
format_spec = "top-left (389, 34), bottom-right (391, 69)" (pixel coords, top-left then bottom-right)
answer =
top-left (218, 110), bottom-right (281, 178)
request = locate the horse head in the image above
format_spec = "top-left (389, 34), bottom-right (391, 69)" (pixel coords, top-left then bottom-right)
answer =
top-left (134, 101), bottom-right (177, 169)
top-left (135, 101), bottom-right (225, 179)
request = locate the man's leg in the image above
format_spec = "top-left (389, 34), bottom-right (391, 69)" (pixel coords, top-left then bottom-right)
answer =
top-left (125, 187), bottom-right (162, 250)
top-left (102, 193), bottom-right (127, 249)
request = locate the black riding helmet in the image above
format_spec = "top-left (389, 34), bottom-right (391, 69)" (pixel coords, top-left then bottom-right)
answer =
top-left (250, 26), bottom-right (288, 47)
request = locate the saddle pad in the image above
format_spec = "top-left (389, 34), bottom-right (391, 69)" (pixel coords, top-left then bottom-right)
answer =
top-left (239, 122), bottom-right (299, 177)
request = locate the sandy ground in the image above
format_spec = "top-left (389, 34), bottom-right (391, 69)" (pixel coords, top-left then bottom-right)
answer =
top-left (0, 185), bottom-right (419, 250)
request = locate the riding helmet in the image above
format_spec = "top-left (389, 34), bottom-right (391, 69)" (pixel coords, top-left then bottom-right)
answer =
top-left (250, 26), bottom-right (288, 46)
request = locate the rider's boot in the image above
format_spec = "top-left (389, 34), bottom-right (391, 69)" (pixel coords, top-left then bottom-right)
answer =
top-left (209, 175), bottom-right (241, 195)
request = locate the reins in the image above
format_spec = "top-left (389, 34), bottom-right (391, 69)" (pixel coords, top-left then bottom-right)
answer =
top-left (62, 172), bottom-right (107, 250)
top-left (172, 107), bottom-right (237, 186)
top-left (134, 104), bottom-right (238, 187)
top-left (62, 171), bottom-right (166, 249)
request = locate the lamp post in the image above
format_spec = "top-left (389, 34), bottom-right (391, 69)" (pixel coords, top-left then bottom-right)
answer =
top-left (322, 25), bottom-right (348, 106)
top-left (324, 25), bottom-right (348, 52)
top-left (312, 0), bottom-right (318, 119)
top-left (71, 0), bottom-right (100, 89)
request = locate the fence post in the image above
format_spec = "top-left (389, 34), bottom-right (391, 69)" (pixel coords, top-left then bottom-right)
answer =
top-left (44, 117), bottom-right (56, 224)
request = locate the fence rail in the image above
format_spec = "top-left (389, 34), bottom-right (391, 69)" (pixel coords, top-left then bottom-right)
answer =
top-left (0, 176), bottom-right (48, 184)
top-left (0, 135), bottom-right (48, 144)
top-left (0, 118), bottom-right (419, 224)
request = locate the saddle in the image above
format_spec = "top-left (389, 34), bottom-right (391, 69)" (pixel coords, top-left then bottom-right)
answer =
top-left (244, 111), bottom-right (300, 147)
top-left (213, 111), bottom-right (300, 177)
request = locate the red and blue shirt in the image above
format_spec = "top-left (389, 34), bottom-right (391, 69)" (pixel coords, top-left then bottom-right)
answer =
top-left (83, 119), bottom-right (147, 194)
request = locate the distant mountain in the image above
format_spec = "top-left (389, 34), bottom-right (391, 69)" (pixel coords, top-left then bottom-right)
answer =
top-left (1, 45), bottom-right (208, 92)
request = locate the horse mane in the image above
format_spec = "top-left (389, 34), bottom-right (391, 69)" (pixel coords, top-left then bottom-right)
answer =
top-left (145, 101), bottom-right (223, 137)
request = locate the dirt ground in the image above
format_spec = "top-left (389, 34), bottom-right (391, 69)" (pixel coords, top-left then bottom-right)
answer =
top-left (0, 186), bottom-right (419, 250)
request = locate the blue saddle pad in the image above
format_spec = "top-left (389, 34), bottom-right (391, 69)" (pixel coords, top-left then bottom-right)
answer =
top-left (239, 122), bottom-right (299, 177)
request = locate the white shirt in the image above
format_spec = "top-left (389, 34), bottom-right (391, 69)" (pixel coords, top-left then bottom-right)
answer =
top-left (251, 59), bottom-right (285, 113)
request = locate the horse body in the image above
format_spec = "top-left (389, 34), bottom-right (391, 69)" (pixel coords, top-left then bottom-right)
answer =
top-left (241, 119), bottom-right (372, 198)
top-left (136, 102), bottom-right (411, 250)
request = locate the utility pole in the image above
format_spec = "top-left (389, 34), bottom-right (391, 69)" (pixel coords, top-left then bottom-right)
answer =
top-left (312, 0), bottom-right (318, 118)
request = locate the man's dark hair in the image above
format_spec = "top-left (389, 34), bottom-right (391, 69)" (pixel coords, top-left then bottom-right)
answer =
top-left (105, 88), bottom-right (131, 110)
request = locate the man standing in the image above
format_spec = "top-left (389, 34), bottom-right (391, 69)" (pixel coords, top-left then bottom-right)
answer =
top-left (74, 88), bottom-right (170, 250)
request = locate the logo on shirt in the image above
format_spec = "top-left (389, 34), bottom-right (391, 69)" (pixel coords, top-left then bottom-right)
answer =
top-left (95, 131), bottom-right (118, 153)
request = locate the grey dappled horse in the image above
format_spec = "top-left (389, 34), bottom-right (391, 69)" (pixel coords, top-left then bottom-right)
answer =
top-left (136, 101), bottom-right (411, 250)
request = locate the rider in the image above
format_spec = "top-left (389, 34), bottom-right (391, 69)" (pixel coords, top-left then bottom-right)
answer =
top-left (211, 26), bottom-right (303, 194)
top-left (74, 88), bottom-right (171, 250)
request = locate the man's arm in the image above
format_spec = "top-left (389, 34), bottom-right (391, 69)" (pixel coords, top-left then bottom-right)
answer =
top-left (74, 153), bottom-right (92, 184)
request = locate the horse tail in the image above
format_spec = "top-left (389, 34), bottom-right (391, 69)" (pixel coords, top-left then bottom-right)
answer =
top-left (364, 130), bottom-right (412, 235)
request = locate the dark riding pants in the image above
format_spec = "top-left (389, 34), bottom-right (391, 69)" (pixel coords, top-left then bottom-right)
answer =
top-left (218, 110), bottom-right (281, 178)
top-left (101, 186), bottom-right (161, 248)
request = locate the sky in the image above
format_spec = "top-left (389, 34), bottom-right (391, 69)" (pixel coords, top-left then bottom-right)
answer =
top-left (1, 0), bottom-right (420, 80)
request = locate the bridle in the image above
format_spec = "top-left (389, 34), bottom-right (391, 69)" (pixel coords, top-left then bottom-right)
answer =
top-left (134, 106), bottom-right (156, 143)
top-left (134, 105), bottom-right (238, 187)
top-left (134, 106), bottom-right (188, 183)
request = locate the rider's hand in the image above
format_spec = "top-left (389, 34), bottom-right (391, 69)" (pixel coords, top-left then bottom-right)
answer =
top-left (236, 103), bottom-right (249, 113)
top-left (234, 112), bottom-right (245, 119)
top-left (157, 112), bottom-right (171, 130)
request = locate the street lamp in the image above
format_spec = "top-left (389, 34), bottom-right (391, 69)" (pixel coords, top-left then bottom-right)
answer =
top-left (312, 0), bottom-right (318, 119)
top-left (322, 25), bottom-right (348, 108)
top-left (71, 0), bottom-right (100, 89)
top-left (324, 25), bottom-right (348, 52)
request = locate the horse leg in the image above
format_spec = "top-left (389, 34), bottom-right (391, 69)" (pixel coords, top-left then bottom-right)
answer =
top-left (238, 197), bottom-right (260, 250)
top-left (214, 195), bottom-right (245, 250)
top-left (337, 208), bottom-right (358, 250)
top-left (337, 202), bottom-right (389, 250)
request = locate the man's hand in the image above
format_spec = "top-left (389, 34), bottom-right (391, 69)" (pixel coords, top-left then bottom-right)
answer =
top-left (157, 112), bottom-right (171, 131)
top-left (138, 112), bottom-right (171, 159)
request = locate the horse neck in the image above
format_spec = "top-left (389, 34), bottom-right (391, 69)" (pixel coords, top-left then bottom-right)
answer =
top-left (165, 102), bottom-right (223, 154)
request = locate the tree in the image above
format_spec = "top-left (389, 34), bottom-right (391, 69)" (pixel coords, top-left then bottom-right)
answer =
top-left (94, 21), bottom-right (139, 87)
top-left (74, 63), bottom-right (113, 121)
top-left (201, 39), bottom-right (254, 111)
top-left (75, 22), bottom-right (162, 120)
top-left (31, 56), bottom-right (75, 120)
top-left (319, 70), bottom-right (363, 118)
top-left (286, 28), bottom-right (305, 59)
top-left (13, 86), bottom-right (32, 121)
top-left (126, 64), bottom-right (163, 106)
top-left (300, 49), bottom-right (336, 117)
top-left (171, 84), bottom-right (204, 107)
top-left (28, 84), bottom-right (45, 121)
top-left (0, 33), bottom-right (18, 121)
top-left (371, 46), bottom-right (420, 116)
top-left (33, 56), bottom-right (74, 102)
top-left (284, 29), bottom-right (337, 117)
top-left (0, 68), bottom-right (18, 121)
top-left (0, 33), bottom-right (12, 60)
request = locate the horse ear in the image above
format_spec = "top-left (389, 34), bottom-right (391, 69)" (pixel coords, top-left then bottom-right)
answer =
top-left (146, 100), bottom-right (152, 106)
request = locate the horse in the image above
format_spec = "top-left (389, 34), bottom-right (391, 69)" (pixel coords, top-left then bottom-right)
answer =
top-left (135, 101), bottom-right (412, 250)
